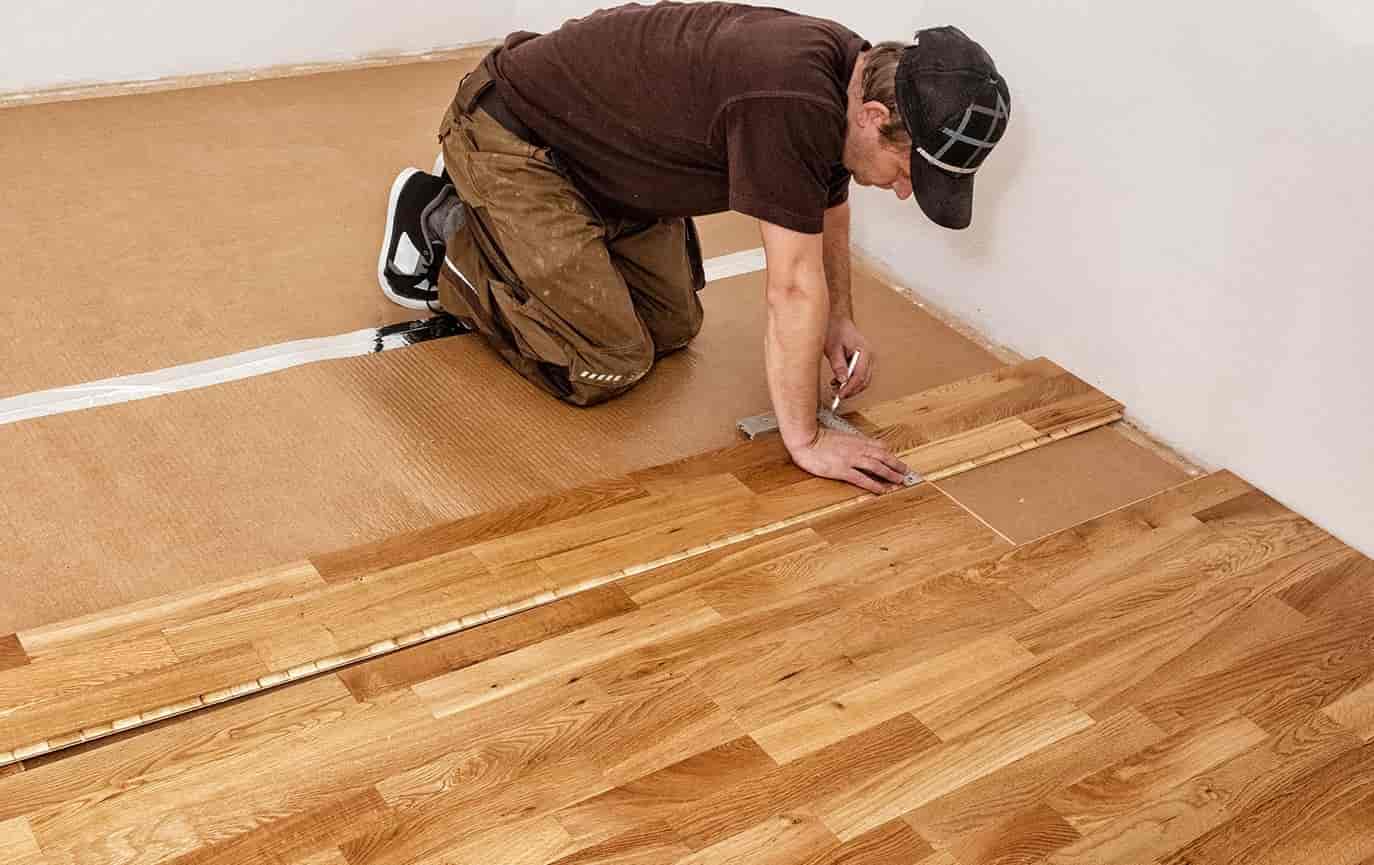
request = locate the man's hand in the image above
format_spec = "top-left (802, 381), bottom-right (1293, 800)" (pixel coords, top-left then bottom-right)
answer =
top-left (824, 316), bottom-right (874, 402)
top-left (788, 427), bottom-right (911, 495)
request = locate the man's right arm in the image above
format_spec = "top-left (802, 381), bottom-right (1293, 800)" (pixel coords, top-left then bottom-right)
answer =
top-left (759, 219), bottom-right (911, 494)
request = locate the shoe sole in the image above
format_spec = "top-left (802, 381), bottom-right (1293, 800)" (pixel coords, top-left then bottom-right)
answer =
top-left (378, 167), bottom-right (438, 311)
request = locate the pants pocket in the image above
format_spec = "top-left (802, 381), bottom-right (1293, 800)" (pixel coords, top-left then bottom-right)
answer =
top-left (489, 279), bottom-right (573, 367)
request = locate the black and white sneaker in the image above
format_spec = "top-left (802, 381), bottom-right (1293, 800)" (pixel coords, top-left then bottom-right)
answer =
top-left (378, 167), bottom-right (461, 310)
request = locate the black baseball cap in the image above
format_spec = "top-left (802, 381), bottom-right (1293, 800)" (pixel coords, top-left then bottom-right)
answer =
top-left (893, 26), bottom-right (1011, 229)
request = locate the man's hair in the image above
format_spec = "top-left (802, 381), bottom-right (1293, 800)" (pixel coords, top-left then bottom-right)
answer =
top-left (860, 41), bottom-right (913, 147)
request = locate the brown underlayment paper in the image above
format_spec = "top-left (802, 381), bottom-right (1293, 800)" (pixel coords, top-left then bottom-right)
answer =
top-left (0, 49), bottom-right (754, 397)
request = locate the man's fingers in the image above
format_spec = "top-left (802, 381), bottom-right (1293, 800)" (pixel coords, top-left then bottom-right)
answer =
top-left (846, 469), bottom-right (892, 495)
top-left (870, 449), bottom-right (910, 476)
top-left (859, 456), bottom-right (907, 486)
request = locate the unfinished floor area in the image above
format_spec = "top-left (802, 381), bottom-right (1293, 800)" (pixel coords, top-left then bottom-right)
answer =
top-left (2, 53), bottom-right (1372, 865)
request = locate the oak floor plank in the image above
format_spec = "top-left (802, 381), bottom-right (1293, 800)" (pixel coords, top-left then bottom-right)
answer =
top-left (796, 819), bottom-right (936, 865)
top-left (465, 473), bottom-right (752, 572)
top-left (411, 594), bottom-right (721, 719)
top-left (816, 695), bottom-right (1095, 842)
top-left (310, 477), bottom-right (649, 583)
top-left (945, 803), bottom-right (1082, 865)
top-left (671, 714), bottom-right (940, 852)
top-left (1277, 543), bottom-right (1374, 618)
top-left (903, 708), bottom-right (1167, 848)
top-left (616, 528), bottom-right (826, 606)
top-left (546, 821), bottom-right (691, 865)
top-left (857, 357), bottom-right (1072, 433)
top-left (1009, 503), bottom-right (1328, 658)
top-left (335, 585), bottom-right (636, 702)
top-left (1159, 740), bottom-right (1374, 865)
top-left (354, 681), bottom-right (739, 865)
top-left (1046, 785), bottom-right (1232, 865)
top-left (0, 643), bottom-right (266, 756)
top-left (1323, 674), bottom-right (1374, 741)
top-left (750, 634), bottom-right (1035, 763)
top-left (0, 816), bottom-right (46, 865)
top-left (16, 562), bottom-right (325, 659)
top-left (1138, 602), bottom-right (1374, 736)
top-left (690, 572), bottom-right (1035, 733)
top-left (0, 635), bottom-right (30, 673)
top-left (1046, 713), bottom-right (1268, 835)
top-left (1088, 594), bottom-right (1309, 724)
top-left (160, 789), bottom-right (388, 865)
top-left (0, 676), bottom-right (353, 827)
top-left (160, 554), bottom-right (494, 664)
top-left (0, 634), bottom-right (180, 749)
top-left (673, 809), bottom-right (836, 865)
top-left (552, 737), bottom-right (776, 849)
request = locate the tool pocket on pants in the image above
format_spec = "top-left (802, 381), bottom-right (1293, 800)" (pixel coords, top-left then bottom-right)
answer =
top-left (488, 279), bottom-right (574, 369)
top-left (685, 217), bottom-right (706, 291)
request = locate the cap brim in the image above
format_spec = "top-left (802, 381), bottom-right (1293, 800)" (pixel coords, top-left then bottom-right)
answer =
top-left (911, 151), bottom-right (974, 230)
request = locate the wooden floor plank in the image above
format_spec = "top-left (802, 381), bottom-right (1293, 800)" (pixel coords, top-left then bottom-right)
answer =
top-left (817, 695), bottom-right (1095, 842)
top-left (336, 585), bottom-right (637, 702)
top-left (0, 635), bottom-right (30, 673)
top-left (0, 643), bottom-right (266, 756)
top-left (750, 635), bottom-right (1035, 763)
top-left (1158, 740), bottom-right (1374, 865)
top-left (1047, 713), bottom-right (1268, 835)
top-left (310, 477), bottom-right (650, 583)
top-left (546, 821), bottom-right (691, 865)
top-left (411, 594), bottom-right (720, 719)
top-left (796, 819), bottom-right (936, 865)
top-left (16, 562), bottom-right (325, 659)
top-left (553, 737), bottom-right (776, 849)
top-left (671, 714), bottom-right (940, 852)
top-left (946, 803), bottom-right (1082, 865)
top-left (903, 707), bottom-right (1167, 847)
top-left (673, 810), bottom-right (836, 865)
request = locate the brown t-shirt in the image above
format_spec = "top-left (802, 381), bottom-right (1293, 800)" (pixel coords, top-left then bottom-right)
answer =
top-left (489, 2), bottom-right (868, 234)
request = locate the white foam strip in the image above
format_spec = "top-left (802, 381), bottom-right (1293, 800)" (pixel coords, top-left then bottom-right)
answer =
top-left (0, 247), bottom-right (766, 428)
top-left (702, 247), bottom-right (767, 283)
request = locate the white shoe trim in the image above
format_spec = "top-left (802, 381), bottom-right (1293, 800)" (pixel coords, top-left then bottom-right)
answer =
top-left (378, 167), bottom-right (433, 311)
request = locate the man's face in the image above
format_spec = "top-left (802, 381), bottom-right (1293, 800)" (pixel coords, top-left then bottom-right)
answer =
top-left (843, 102), bottom-right (913, 201)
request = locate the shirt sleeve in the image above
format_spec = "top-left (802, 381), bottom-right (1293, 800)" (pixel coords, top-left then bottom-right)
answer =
top-left (721, 95), bottom-right (847, 234)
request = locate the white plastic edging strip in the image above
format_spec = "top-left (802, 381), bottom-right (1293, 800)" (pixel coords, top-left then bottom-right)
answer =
top-left (0, 248), bottom-right (767, 427)
top-left (702, 247), bottom-right (766, 283)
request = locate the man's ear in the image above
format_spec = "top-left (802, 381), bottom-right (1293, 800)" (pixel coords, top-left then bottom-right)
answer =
top-left (859, 101), bottom-right (891, 130)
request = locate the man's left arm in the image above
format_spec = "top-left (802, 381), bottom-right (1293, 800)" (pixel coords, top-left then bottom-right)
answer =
top-left (821, 200), bottom-right (874, 399)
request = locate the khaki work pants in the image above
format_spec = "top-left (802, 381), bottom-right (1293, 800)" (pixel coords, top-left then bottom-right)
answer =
top-left (436, 60), bottom-right (706, 406)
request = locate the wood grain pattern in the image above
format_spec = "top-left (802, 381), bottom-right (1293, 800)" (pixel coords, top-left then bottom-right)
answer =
top-left (2, 457), bottom-right (1372, 864)
top-left (0, 359), bottom-right (1121, 767)
top-left (0, 635), bottom-right (29, 673)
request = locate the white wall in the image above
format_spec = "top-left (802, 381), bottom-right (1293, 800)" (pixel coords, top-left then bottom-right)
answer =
top-left (9, 0), bottom-right (1371, 553)
top-left (832, 0), bottom-right (1374, 554)
top-left (2, 0), bottom-right (587, 95)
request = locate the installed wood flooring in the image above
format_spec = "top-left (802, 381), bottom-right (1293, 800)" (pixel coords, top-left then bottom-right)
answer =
top-left (2, 364), bottom-right (1371, 864)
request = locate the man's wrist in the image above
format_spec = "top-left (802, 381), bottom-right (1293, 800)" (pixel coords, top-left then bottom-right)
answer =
top-left (782, 424), bottom-right (820, 453)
